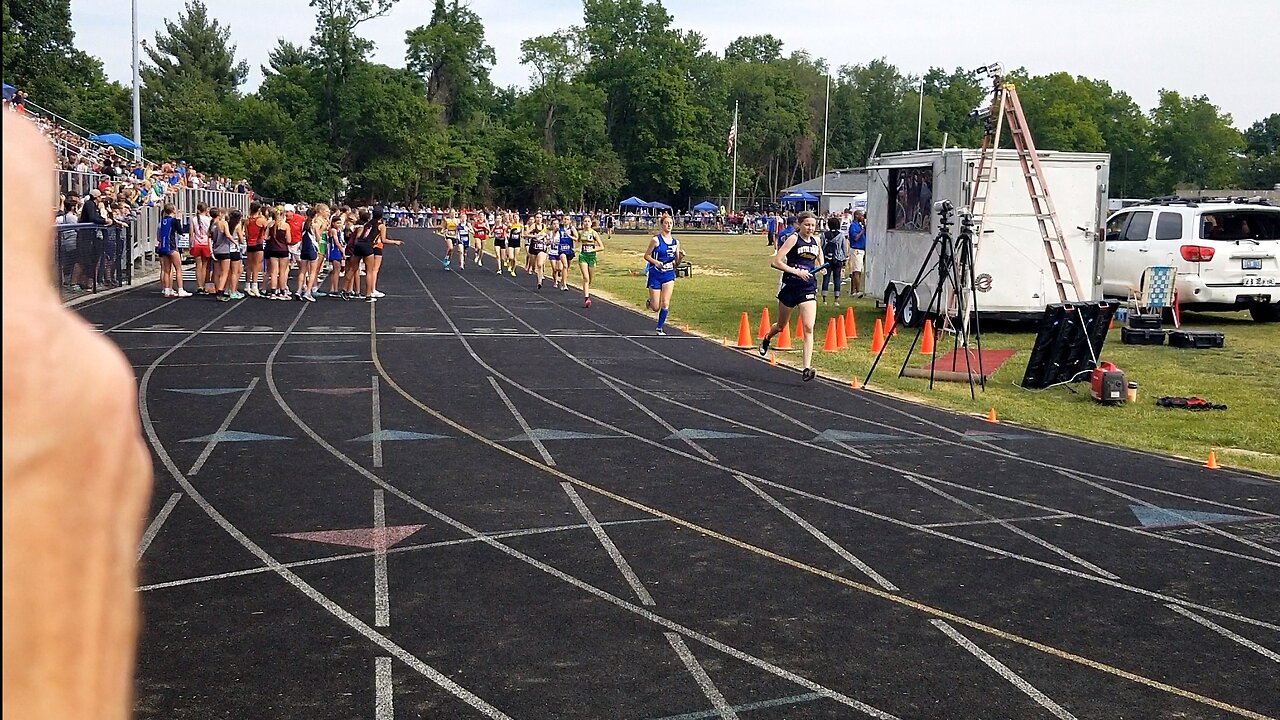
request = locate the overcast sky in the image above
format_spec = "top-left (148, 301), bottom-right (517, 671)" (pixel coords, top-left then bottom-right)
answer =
top-left (69, 0), bottom-right (1279, 129)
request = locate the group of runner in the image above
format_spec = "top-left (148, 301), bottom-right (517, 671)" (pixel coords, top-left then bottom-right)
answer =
top-left (155, 202), bottom-right (401, 303)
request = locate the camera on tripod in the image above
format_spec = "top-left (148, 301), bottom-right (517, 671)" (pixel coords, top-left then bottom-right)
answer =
top-left (935, 200), bottom-right (955, 226)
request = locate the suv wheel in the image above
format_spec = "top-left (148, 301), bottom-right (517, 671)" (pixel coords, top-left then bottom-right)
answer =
top-left (1249, 304), bottom-right (1280, 322)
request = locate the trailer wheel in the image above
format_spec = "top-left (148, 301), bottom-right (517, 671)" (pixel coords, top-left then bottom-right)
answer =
top-left (897, 289), bottom-right (922, 328)
top-left (884, 285), bottom-right (899, 311)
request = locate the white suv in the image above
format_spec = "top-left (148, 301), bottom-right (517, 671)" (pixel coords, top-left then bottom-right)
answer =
top-left (1101, 199), bottom-right (1280, 322)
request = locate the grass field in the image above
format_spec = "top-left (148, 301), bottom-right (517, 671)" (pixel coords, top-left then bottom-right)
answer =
top-left (586, 230), bottom-right (1280, 475)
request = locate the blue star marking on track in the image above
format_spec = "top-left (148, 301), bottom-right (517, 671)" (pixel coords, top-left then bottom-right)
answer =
top-left (668, 429), bottom-right (756, 440)
top-left (181, 431), bottom-right (292, 443)
top-left (350, 430), bottom-right (451, 442)
top-left (506, 429), bottom-right (623, 441)
top-left (1130, 505), bottom-right (1256, 529)
top-left (166, 387), bottom-right (250, 396)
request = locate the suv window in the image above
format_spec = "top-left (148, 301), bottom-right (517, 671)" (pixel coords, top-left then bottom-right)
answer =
top-left (1155, 212), bottom-right (1183, 240)
top-left (1122, 211), bottom-right (1153, 241)
top-left (1105, 212), bottom-right (1130, 242)
top-left (1200, 210), bottom-right (1280, 241)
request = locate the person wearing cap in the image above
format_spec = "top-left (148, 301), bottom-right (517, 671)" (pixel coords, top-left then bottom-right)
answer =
top-left (848, 209), bottom-right (866, 298)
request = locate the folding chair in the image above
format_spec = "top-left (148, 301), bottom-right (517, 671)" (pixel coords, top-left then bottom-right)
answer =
top-left (1127, 265), bottom-right (1180, 328)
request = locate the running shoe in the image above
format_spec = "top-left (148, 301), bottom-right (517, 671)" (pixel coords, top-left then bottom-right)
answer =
top-left (176, 289), bottom-right (192, 298)
top-left (217, 293), bottom-right (230, 303)
top-left (339, 291), bottom-right (350, 301)
top-left (163, 288), bottom-right (175, 297)
top-left (537, 282), bottom-right (542, 290)
top-left (442, 260), bottom-right (450, 271)
top-left (584, 298), bottom-right (591, 308)
top-left (304, 294), bottom-right (316, 303)
top-left (313, 290), bottom-right (327, 298)
top-left (230, 292), bottom-right (245, 300)
top-left (656, 327), bottom-right (666, 336)
top-left (370, 291), bottom-right (386, 299)
top-left (758, 337), bottom-right (771, 357)
top-left (367, 296), bottom-right (378, 303)
top-left (562, 284), bottom-right (569, 292)
top-left (802, 368), bottom-right (816, 382)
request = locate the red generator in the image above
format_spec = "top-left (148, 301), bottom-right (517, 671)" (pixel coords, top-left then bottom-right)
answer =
top-left (1090, 362), bottom-right (1127, 405)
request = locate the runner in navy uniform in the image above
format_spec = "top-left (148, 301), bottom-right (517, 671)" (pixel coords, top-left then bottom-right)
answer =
top-left (644, 214), bottom-right (683, 335)
top-left (760, 211), bottom-right (823, 381)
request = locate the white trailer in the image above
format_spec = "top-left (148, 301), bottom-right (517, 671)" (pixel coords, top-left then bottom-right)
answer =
top-left (865, 148), bottom-right (1110, 323)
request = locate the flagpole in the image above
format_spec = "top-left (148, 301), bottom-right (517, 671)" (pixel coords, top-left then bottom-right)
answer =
top-left (916, 76), bottom-right (925, 151)
top-left (730, 100), bottom-right (739, 214)
top-left (820, 74), bottom-right (830, 211)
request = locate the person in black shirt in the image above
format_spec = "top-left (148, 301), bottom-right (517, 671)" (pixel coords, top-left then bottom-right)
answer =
top-left (759, 211), bottom-right (823, 381)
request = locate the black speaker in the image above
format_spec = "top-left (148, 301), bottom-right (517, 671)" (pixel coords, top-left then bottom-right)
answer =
top-left (1021, 302), bottom-right (1116, 389)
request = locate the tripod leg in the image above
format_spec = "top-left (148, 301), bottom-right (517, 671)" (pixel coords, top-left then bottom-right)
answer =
top-left (863, 229), bottom-right (944, 389)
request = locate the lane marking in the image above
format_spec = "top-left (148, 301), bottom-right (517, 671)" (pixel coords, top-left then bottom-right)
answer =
top-left (600, 377), bottom-right (718, 462)
top-left (488, 376), bottom-right (554, 466)
top-left (921, 514), bottom-right (1074, 529)
top-left (904, 475), bottom-right (1120, 580)
top-left (375, 657), bottom-right (393, 720)
top-left (664, 633), bottom-right (740, 720)
top-left (139, 304), bottom-right (516, 720)
top-left (188, 378), bottom-right (260, 475)
top-left (374, 490), bottom-right (390, 627)
top-left (371, 376), bottom-right (383, 468)
top-left (930, 620), bottom-right (1079, 720)
top-left (379, 255), bottom-right (1277, 719)
top-left (138, 518), bottom-right (663, 592)
top-left (710, 379), bottom-right (868, 458)
top-left (648, 692), bottom-right (825, 720)
top-left (735, 475), bottom-right (898, 592)
top-left (137, 492), bottom-right (183, 561)
top-left (102, 297), bottom-right (182, 333)
top-left (1166, 605), bottom-right (1280, 663)
top-left (562, 483), bottom-right (655, 605)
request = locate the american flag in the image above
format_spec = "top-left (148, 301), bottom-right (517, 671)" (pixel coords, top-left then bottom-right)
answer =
top-left (726, 121), bottom-right (737, 157)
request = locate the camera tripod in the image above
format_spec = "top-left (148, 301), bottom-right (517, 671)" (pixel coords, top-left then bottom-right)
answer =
top-left (863, 201), bottom-right (986, 398)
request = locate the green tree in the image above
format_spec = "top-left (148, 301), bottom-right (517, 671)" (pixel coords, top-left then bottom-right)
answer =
top-left (1240, 114), bottom-right (1280, 189)
top-left (1004, 71), bottom-right (1105, 152)
top-left (724, 34), bottom-right (783, 64)
top-left (405, 0), bottom-right (495, 126)
top-left (1150, 90), bottom-right (1244, 190)
top-left (3, 0), bottom-right (103, 116)
top-left (309, 0), bottom-right (397, 153)
top-left (140, 0), bottom-right (248, 102)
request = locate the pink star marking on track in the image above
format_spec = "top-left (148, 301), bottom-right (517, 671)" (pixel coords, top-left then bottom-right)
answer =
top-left (276, 525), bottom-right (426, 551)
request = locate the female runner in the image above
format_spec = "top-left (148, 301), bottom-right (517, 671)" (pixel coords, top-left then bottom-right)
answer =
top-left (759, 210), bottom-right (822, 381)
top-left (643, 213), bottom-right (683, 335)
top-left (577, 215), bottom-right (604, 308)
top-left (528, 216), bottom-right (549, 288)
top-left (554, 215), bottom-right (576, 291)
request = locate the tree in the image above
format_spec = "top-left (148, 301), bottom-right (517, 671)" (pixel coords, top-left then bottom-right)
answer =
top-left (518, 33), bottom-right (583, 151)
top-left (140, 0), bottom-right (248, 102)
top-left (3, 0), bottom-right (103, 116)
top-left (309, 0), bottom-right (398, 154)
top-left (1240, 114), bottom-right (1280, 189)
top-left (1150, 90), bottom-right (1244, 190)
top-left (724, 35), bottom-right (783, 64)
top-left (405, 0), bottom-right (495, 126)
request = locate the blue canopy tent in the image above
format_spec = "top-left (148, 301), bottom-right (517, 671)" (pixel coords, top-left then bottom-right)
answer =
top-left (618, 196), bottom-right (648, 208)
top-left (2, 83), bottom-right (16, 101)
top-left (647, 201), bottom-right (672, 211)
top-left (781, 191), bottom-right (818, 205)
top-left (89, 133), bottom-right (141, 150)
top-left (692, 201), bottom-right (719, 212)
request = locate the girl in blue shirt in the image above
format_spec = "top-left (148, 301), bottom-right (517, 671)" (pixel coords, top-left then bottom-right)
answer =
top-left (644, 214), bottom-right (684, 335)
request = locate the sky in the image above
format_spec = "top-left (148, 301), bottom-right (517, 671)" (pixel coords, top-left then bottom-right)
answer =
top-left (69, 0), bottom-right (1280, 130)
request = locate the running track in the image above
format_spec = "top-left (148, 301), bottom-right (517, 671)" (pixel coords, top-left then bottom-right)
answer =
top-left (76, 227), bottom-right (1280, 719)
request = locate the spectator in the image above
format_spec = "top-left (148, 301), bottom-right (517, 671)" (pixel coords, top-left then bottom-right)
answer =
top-left (848, 209), bottom-right (867, 298)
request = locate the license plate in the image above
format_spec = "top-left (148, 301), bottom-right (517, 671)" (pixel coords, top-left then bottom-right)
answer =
top-left (1243, 259), bottom-right (1263, 270)
top-left (1242, 276), bottom-right (1277, 287)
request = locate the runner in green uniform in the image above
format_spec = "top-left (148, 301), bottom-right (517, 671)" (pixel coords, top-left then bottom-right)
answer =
top-left (577, 215), bottom-right (605, 308)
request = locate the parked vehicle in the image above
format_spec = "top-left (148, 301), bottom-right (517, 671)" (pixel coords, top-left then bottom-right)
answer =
top-left (1101, 198), bottom-right (1280, 322)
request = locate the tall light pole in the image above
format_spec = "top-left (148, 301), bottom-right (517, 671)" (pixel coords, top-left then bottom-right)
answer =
top-left (819, 73), bottom-right (830, 212)
top-left (132, 0), bottom-right (142, 161)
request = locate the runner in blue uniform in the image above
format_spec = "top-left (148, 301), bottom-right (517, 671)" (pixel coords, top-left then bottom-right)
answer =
top-left (554, 216), bottom-right (576, 291)
top-left (644, 214), bottom-right (684, 335)
top-left (528, 217), bottom-right (549, 289)
top-left (454, 217), bottom-right (471, 270)
top-left (760, 211), bottom-right (823, 381)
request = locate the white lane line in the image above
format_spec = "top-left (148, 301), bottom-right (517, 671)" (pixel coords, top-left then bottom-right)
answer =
top-left (649, 692), bottom-right (825, 720)
top-left (375, 657), bottom-right (394, 720)
top-left (904, 475), bottom-right (1120, 580)
top-left (103, 298), bottom-right (182, 333)
top-left (930, 620), bottom-right (1079, 720)
top-left (140, 305), bottom-right (516, 720)
top-left (561, 483), bottom-right (656, 606)
top-left (371, 376), bottom-right (384, 468)
top-left (137, 492), bottom-right (183, 561)
top-left (710, 378), bottom-right (868, 458)
top-left (921, 514), bottom-right (1074, 529)
top-left (600, 377), bottom-right (718, 462)
top-left (1054, 469), bottom-right (1280, 560)
top-left (138, 518), bottom-right (663, 592)
top-left (664, 633), bottom-right (740, 720)
top-left (735, 475), bottom-right (899, 592)
top-left (1166, 604), bottom-right (1280, 663)
top-left (113, 328), bottom-right (700, 339)
top-left (374, 490), bottom-right (390, 627)
top-left (487, 376), bottom-right (554, 466)
top-left (188, 377), bottom-right (260, 475)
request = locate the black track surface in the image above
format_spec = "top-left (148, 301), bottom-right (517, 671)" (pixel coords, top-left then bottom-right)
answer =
top-left (78, 228), bottom-right (1280, 720)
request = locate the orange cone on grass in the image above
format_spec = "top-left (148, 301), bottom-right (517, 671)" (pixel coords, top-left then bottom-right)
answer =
top-left (795, 316), bottom-right (805, 341)
top-left (870, 319), bottom-right (885, 353)
top-left (758, 307), bottom-right (771, 339)
top-left (776, 320), bottom-right (793, 350)
top-left (1205, 451), bottom-right (1220, 469)
top-left (822, 318), bottom-right (839, 352)
top-left (849, 376), bottom-right (862, 389)
top-left (921, 319), bottom-right (936, 355)
top-left (735, 312), bottom-right (753, 348)
top-left (845, 307), bottom-right (858, 339)
top-left (836, 315), bottom-right (849, 349)
top-left (883, 303), bottom-right (895, 337)
top-left (769, 351), bottom-right (777, 366)
top-left (986, 408), bottom-right (998, 423)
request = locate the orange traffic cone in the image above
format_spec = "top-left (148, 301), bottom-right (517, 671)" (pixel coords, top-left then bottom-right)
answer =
top-left (769, 351), bottom-right (777, 366)
top-left (884, 303), bottom-right (895, 337)
top-left (735, 312), bottom-right (753, 349)
top-left (721, 337), bottom-right (727, 347)
top-left (776, 320), bottom-right (793, 350)
top-left (850, 376), bottom-right (862, 389)
top-left (822, 318), bottom-right (839, 352)
top-left (1205, 451), bottom-right (1220, 469)
top-left (921, 319), bottom-right (936, 355)
top-left (870, 319), bottom-right (885, 353)
top-left (836, 315), bottom-right (849, 349)
top-left (986, 408), bottom-right (998, 423)
top-left (758, 307), bottom-right (772, 339)
top-left (795, 316), bottom-right (805, 341)
top-left (845, 307), bottom-right (858, 339)
top-left (682, 323), bottom-right (690, 332)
